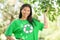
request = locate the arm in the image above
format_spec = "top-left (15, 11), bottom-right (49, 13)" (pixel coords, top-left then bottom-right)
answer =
top-left (44, 13), bottom-right (48, 28)
top-left (44, 7), bottom-right (49, 28)
top-left (5, 20), bottom-right (16, 40)
top-left (6, 36), bottom-right (14, 40)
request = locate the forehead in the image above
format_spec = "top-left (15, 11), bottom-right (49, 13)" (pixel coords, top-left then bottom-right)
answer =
top-left (23, 7), bottom-right (30, 10)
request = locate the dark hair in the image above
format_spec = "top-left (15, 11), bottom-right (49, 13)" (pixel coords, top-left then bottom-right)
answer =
top-left (19, 4), bottom-right (33, 24)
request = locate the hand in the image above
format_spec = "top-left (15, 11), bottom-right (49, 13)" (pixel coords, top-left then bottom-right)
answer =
top-left (6, 36), bottom-right (15, 40)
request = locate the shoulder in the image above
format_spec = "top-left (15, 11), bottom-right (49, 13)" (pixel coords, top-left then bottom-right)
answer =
top-left (32, 18), bottom-right (44, 24)
top-left (11, 18), bottom-right (19, 23)
top-left (12, 19), bottom-right (17, 22)
top-left (32, 18), bottom-right (40, 22)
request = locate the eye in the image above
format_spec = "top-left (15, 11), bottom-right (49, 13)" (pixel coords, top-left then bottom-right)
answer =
top-left (28, 10), bottom-right (30, 12)
top-left (23, 9), bottom-right (26, 11)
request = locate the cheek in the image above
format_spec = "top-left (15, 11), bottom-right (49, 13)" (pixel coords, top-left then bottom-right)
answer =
top-left (27, 11), bottom-right (30, 15)
top-left (21, 10), bottom-right (25, 15)
top-left (28, 12), bottom-right (30, 15)
top-left (22, 10), bottom-right (25, 13)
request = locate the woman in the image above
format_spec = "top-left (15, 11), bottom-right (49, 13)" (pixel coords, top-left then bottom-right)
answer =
top-left (5, 4), bottom-right (45, 40)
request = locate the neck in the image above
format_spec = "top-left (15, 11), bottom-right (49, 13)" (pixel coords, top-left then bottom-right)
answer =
top-left (20, 16), bottom-right (27, 20)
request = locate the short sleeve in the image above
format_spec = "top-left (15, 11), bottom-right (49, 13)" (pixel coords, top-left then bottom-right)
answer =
top-left (38, 22), bottom-right (44, 31)
top-left (5, 20), bottom-right (16, 36)
top-left (32, 18), bottom-right (44, 31)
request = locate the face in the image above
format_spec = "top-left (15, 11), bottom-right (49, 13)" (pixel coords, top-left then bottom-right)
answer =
top-left (21, 7), bottom-right (30, 18)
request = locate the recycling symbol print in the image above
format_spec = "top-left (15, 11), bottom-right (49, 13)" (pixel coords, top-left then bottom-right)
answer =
top-left (23, 24), bottom-right (33, 33)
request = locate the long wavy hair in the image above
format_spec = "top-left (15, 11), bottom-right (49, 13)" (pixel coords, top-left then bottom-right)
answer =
top-left (19, 4), bottom-right (33, 25)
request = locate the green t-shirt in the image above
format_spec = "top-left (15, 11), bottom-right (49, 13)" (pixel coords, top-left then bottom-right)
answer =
top-left (5, 18), bottom-right (44, 40)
